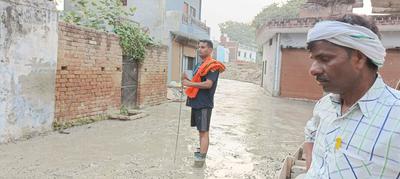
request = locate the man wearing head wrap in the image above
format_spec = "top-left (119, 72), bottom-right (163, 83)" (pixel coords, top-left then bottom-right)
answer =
top-left (301, 14), bottom-right (400, 179)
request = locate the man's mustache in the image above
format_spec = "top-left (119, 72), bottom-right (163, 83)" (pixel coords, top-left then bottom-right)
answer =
top-left (316, 76), bottom-right (329, 82)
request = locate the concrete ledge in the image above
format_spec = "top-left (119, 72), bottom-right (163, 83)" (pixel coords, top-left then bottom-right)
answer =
top-left (108, 111), bottom-right (149, 121)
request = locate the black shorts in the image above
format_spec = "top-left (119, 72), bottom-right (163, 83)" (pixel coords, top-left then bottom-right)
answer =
top-left (191, 108), bottom-right (212, 132)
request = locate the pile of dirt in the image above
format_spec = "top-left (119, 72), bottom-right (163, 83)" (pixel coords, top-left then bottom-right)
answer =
top-left (220, 61), bottom-right (262, 85)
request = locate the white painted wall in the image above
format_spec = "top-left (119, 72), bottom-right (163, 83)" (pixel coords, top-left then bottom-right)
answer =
top-left (281, 33), bottom-right (307, 48)
top-left (237, 47), bottom-right (257, 63)
top-left (381, 31), bottom-right (400, 49)
top-left (262, 35), bottom-right (278, 95)
top-left (224, 48), bottom-right (230, 63)
top-left (128, 0), bottom-right (168, 45)
top-left (279, 31), bottom-right (400, 49)
top-left (260, 30), bottom-right (400, 97)
top-left (0, 0), bottom-right (58, 143)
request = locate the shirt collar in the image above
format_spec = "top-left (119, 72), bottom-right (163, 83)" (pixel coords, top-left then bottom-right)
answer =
top-left (358, 75), bottom-right (386, 118)
top-left (329, 74), bottom-right (386, 118)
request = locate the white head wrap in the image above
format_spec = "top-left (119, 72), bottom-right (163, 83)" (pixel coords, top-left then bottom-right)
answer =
top-left (307, 21), bottom-right (386, 68)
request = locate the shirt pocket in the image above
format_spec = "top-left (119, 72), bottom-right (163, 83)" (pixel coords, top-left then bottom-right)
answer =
top-left (338, 139), bottom-right (395, 178)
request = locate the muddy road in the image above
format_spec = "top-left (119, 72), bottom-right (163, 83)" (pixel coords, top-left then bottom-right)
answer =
top-left (0, 79), bottom-right (314, 178)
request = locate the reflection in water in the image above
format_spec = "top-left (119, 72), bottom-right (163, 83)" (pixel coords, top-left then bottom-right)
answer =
top-left (0, 80), bottom-right (314, 178)
top-left (175, 79), bottom-right (315, 178)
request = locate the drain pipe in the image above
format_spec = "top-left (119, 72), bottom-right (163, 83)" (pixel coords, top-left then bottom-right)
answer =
top-left (180, 43), bottom-right (184, 76)
top-left (273, 33), bottom-right (281, 97)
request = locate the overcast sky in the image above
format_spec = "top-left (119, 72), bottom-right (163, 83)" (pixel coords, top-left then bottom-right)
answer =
top-left (56, 0), bottom-right (372, 41)
top-left (201, 0), bottom-right (283, 41)
top-left (202, 0), bottom-right (372, 41)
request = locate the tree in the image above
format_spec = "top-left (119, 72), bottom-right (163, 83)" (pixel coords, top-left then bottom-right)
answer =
top-left (219, 21), bottom-right (256, 47)
top-left (62, 0), bottom-right (136, 31)
top-left (252, 0), bottom-right (306, 28)
top-left (62, 0), bottom-right (154, 62)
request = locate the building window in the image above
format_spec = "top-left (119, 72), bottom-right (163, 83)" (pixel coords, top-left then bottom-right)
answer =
top-left (182, 2), bottom-right (189, 24)
top-left (244, 52), bottom-right (247, 58)
top-left (190, 6), bottom-right (196, 18)
top-left (264, 61), bottom-right (267, 75)
top-left (187, 57), bottom-right (195, 70)
top-left (238, 51), bottom-right (241, 57)
top-left (121, 0), bottom-right (127, 6)
top-left (183, 2), bottom-right (189, 15)
top-left (250, 53), bottom-right (252, 59)
top-left (269, 38), bottom-right (273, 46)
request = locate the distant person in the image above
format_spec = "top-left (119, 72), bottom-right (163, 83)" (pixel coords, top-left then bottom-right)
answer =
top-left (182, 40), bottom-right (225, 163)
top-left (302, 14), bottom-right (400, 178)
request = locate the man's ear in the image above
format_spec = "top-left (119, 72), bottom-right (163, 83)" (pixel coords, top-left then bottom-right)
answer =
top-left (353, 50), bottom-right (368, 70)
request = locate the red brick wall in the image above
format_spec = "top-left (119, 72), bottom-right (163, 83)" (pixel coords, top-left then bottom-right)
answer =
top-left (137, 46), bottom-right (168, 107)
top-left (280, 48), bottom-right (323, 100)
top-left (381, 49), bottom-right (400, 88)
top-left (257, 15), bottom-right (400, 36)
top-left (280, 48), bottom-right (400, 100)
top-left (220, 41), bottom-right (239, 62)
top-left (55, 22), bottom-right (122, 121)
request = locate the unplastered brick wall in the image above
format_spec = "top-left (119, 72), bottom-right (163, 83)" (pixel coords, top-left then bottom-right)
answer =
top-left (55, 22), bottom-right (122, 121)
top-left (137, 46), bottom-right (169, 107)
top-left (373, 15), bottom-right (400, 25)
top-left (257, 15), bottom-right (400, 32)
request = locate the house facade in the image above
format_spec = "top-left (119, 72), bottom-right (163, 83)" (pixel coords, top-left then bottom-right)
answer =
top-left (64, 0), bottom-right (211, 83)
top-left (237, 44), bottom-right (257, 63)
top-left (127, 0), bottom-right (210, 83)
top-left (257, 15), bottom-right (400, 100)
top-left (220, 34), bottom-right (239, 62)
top-left (213, 41), bottom-right (230, 63)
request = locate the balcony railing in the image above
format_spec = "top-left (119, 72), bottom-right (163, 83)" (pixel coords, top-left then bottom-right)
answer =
top-left (182, 14), bottom-right (210, 35)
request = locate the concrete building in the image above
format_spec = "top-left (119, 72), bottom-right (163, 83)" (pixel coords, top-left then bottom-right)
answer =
top-left (219, 34), bottom-right (258, 63)
top-left (128, 0), bottom-right (211, 83)
top-left (0, 0), bottom-right (59, 143)
top-left (371, 0), bottom-right (400, 14)
top-left (237, 45), bottom-right (257, 63)
top-left (220, 34), bottom-right (239, 62)
top-left (299, 0), bottom-right (363, 18)
top-left (163, 0), bottom-right (210, 82)
top-left (256, 15), bottom-right (400, 100)
top-left (64, 0), bottom-right (210, 83)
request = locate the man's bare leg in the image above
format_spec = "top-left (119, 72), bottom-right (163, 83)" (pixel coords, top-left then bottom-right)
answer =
top-left (199, 131), bottom-right (209, 155)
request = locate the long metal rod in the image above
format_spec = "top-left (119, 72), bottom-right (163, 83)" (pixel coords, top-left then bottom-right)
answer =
top-left (173, 88), bottom-right (184, 164)
top-left (174, 43), bottom-right (185, 164)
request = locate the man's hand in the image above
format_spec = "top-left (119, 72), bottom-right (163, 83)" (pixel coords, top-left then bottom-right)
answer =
top-left (181, 73), bottom-right (189, 81)
top-left (182, 79), bottom-right (191, 87)
top-left (304, 142), bottom-right (314, 171)
top-left (182, 79), bottom-right (213, 89)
